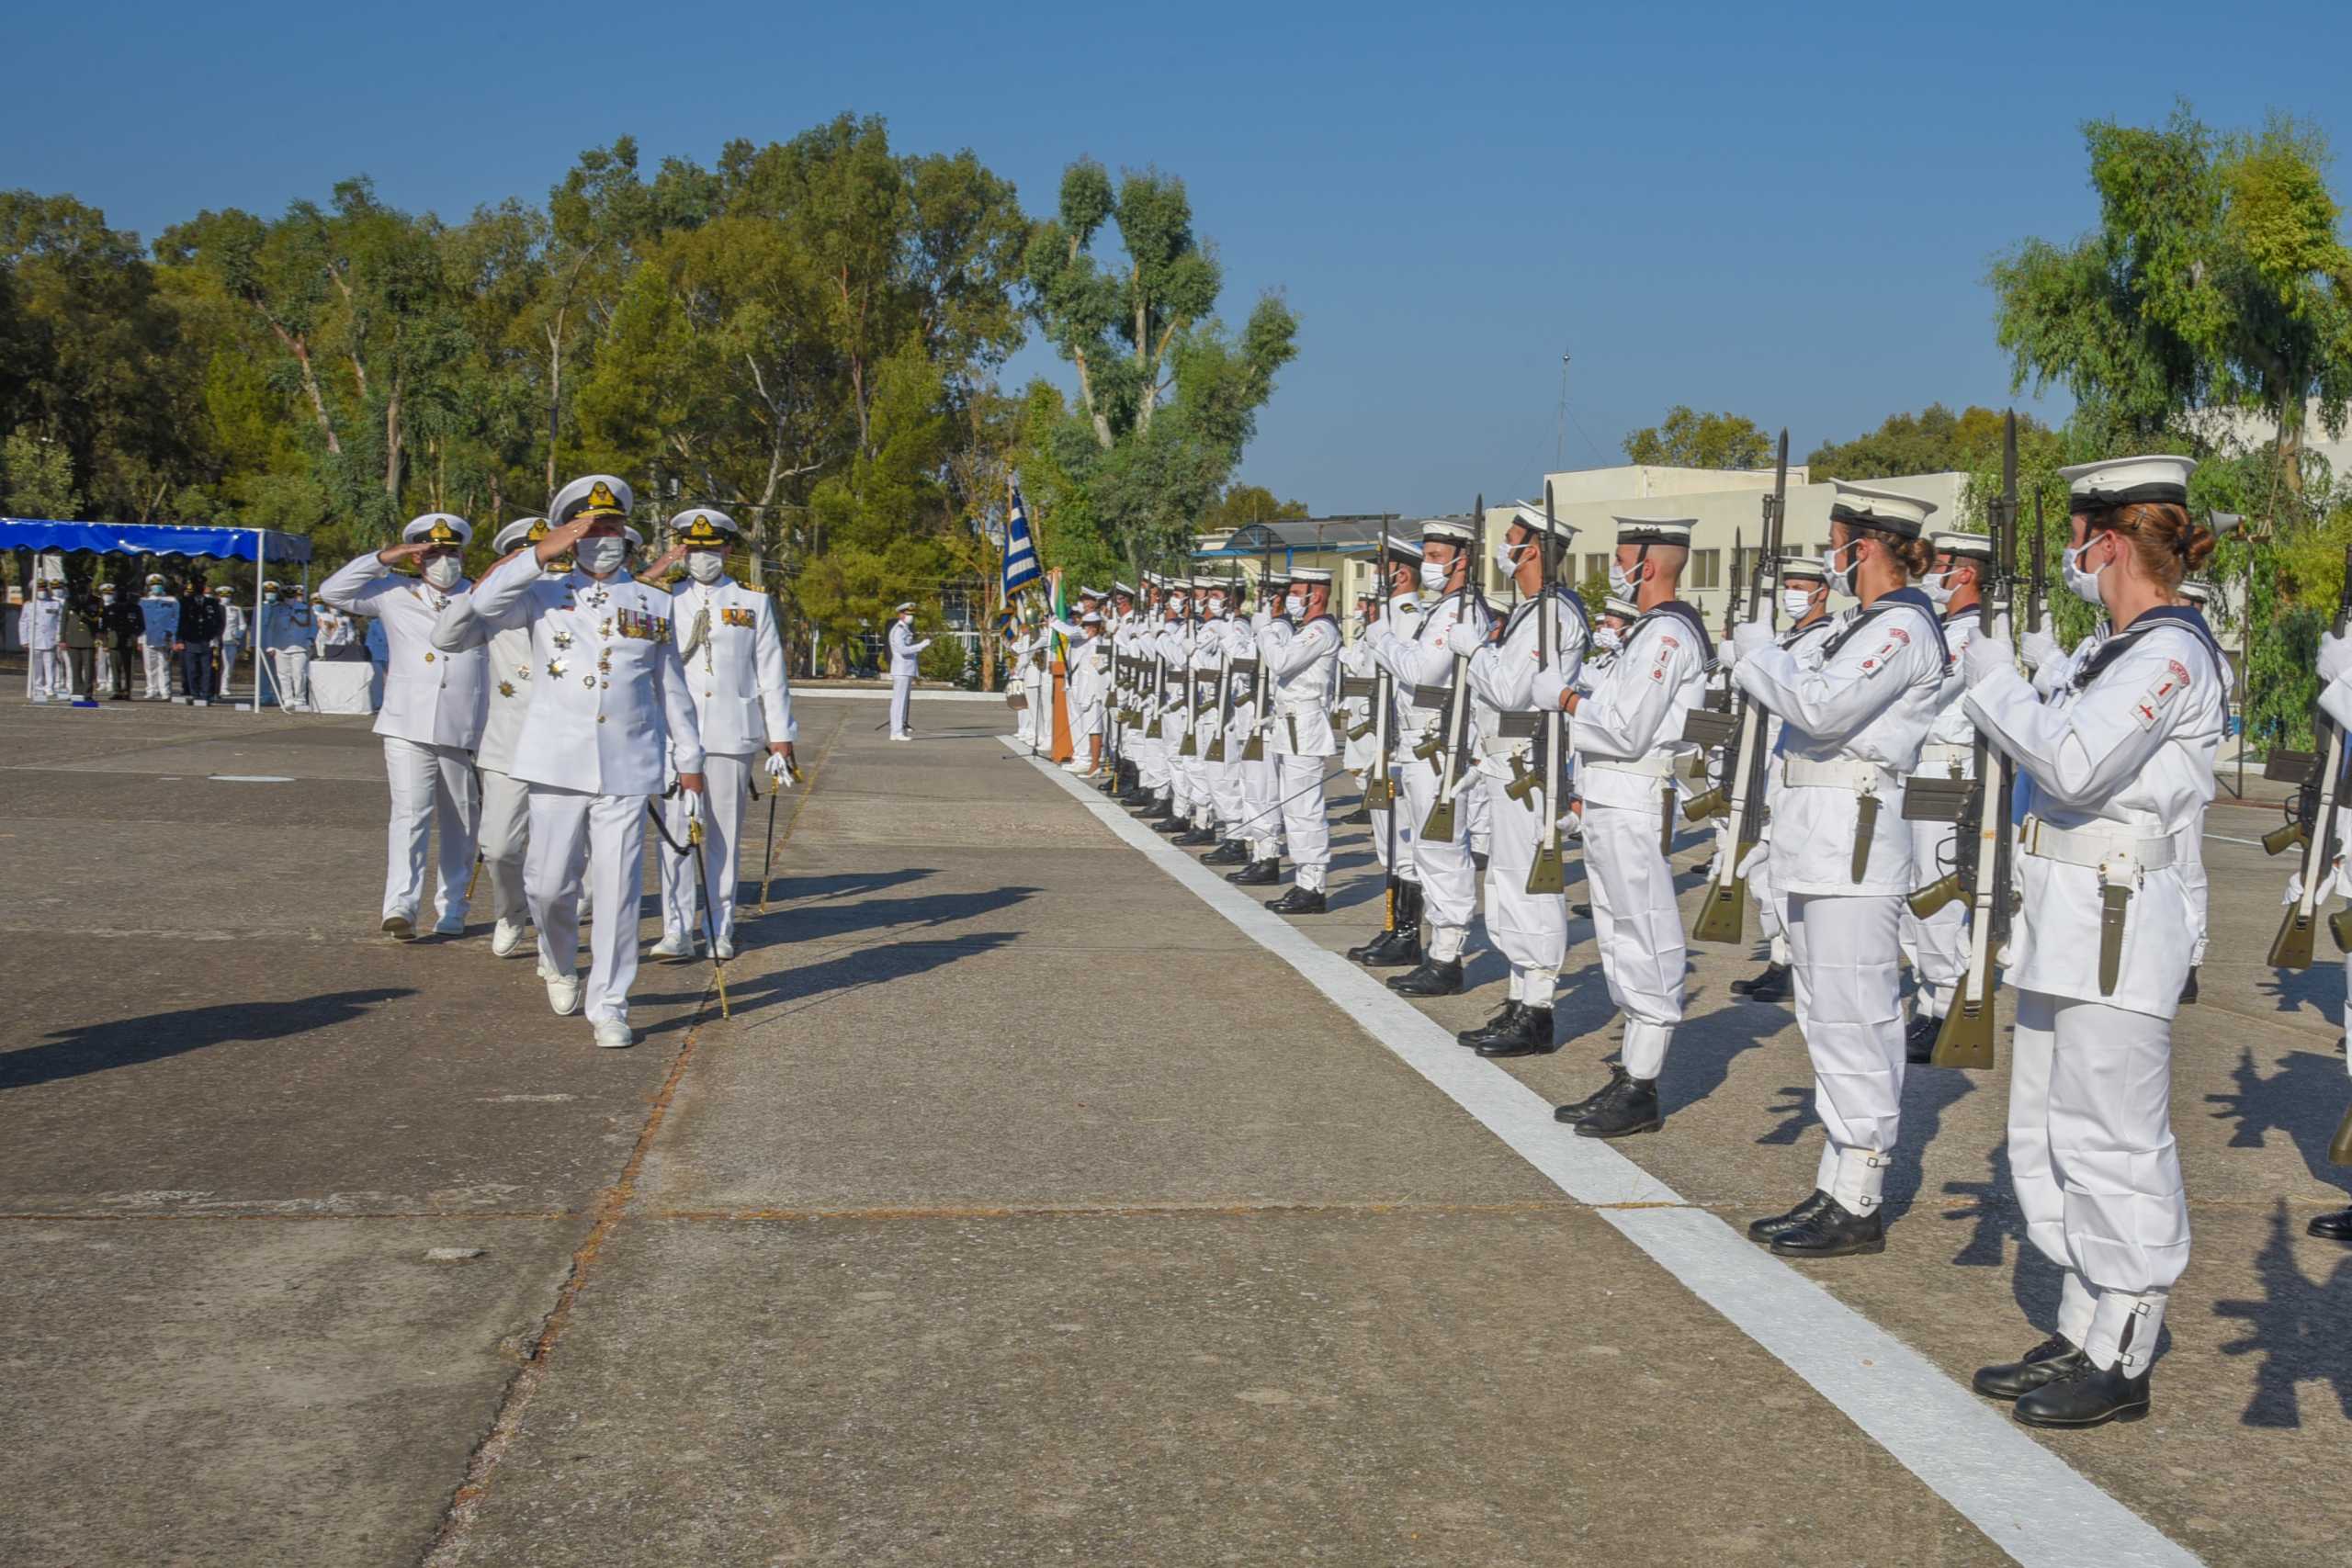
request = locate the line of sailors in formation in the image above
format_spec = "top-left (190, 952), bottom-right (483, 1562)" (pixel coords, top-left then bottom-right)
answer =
top-left (315, 475), bottom-right (798, 1052)
top-left (1029, 457), bottom-right (2245, 1430)
top-left (17, 573), bottom-right (364, 707)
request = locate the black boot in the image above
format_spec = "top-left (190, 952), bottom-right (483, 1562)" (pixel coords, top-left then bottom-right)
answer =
top-left (1119, 784), bottom-right (1154, 806)
top-left (1745, 1190), bottom-right (1834, 1244)
top-left (1152, 814), bottom-right (1193, 835)
top-left (1227, 858), bottom-right (1282, 886)
top-left (1387, 957), bottom-right (1464, 997)
top-left (1972, 1333), bottom-right (2088, 1401)
top-left (1134, 796), bottom-right (1174, 820)
top-left (1555, 1065), bottom-right (1628, 1124)
top-left (1575, 1073), bottom-right (1660, 1137)
top-left (1731, 961), bottom-right (1791, 1001)
top-left (1347, 926), bottom-right (1421, 968)
top-left (1476, 1006), bottom-right (1558, 1059)
top-left (1173, 826), bottom-right (1219, 847)
top-left (1118, 760), bottom-right (1138, 793)
top-left (1266, 885), bottom-right (1327, 915)
top-left (2013, 1359), bottom-right (2152, 1428)
top-left (2307, 1206), bottom-right (2352, 1241)
top-left (1203, 839), bottom-right (1250, 866)
top-left (2178, 967), bottom-right (2199, 1005)
top-left (1904, 1011), bottom-right (1942, 1066)
top-left (1455, 1001), bottom-right (1525, 1049)
top-left (1770, 1197), bottom-right (1883, 1258)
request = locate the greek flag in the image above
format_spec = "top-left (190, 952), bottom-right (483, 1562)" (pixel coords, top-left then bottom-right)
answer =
top-left (1002, 486), bottom-right (1041, 596)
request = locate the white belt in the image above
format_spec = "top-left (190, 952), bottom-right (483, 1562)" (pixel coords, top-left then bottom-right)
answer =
top-left (1917, 742), bottom-right (1973, 772)
top-left (2018, 816), bottom-right (2176, 873)
top-left (1588, 755), bottom-right (1676, 782)
top-left (1781, 757), bottom-right (1897, 791)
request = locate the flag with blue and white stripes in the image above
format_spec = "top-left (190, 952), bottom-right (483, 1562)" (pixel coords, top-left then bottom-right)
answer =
top-left (1001, 486), bottom-right (1041, 597)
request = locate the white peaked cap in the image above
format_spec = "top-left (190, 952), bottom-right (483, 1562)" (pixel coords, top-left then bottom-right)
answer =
top-left (671, 507), bottom-right (741, 544)
top-left (1827, 481), bottom-right (1936, 537)
top-left (1384, 534), bottom-right (1425, 560)
top-left (1929, 530), bottom-right (1995, 559)
top-left (1421, 517), bottom-right (1475, 545)
top-left (2060, 455), bottom-right (2195, 508)
top-left (1507, 501), bottom-right (1576, 541)
top-left (550, 473), bottom-right (634, 526)
top-left (1602, 595), bottom-right (1641, 620)
top-left (401, 513), bottom-right (474, 547)
top-left (2179, 580), bottom-right (2213, 604)
top-left (894, 601), bottom-right (917, 613)
top-left (622, 525), bottom-right (644, 549)
top-left (492, 516), bottom-right (549, 553)
top-left (1291, 567), bottom-right (1332, 584)
top-left (1778, 550), bottom-right (1826, 579)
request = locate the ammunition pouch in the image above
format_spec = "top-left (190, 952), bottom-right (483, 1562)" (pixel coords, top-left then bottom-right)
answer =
top-left (1680, 706), bottom-right (1738, 750)
top-left (1900, 774), bottom-right (1975, 824)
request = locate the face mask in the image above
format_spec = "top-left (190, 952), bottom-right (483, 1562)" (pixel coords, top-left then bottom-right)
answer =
top-left (1608, 558), bottom-right (1643, 599)
top-left (423, 556), bottom-right (463, 591)
top-left (1822, 543), bottom-right (1858, 597)
top-left (1781, 587), bottom-right (1817, 618)
top-left (2063, 538), bottom-right (2107, 604)
top-left (1593, 626), bottom-right (1623, 654)
top-left (686, 551), bottom-right (725, 584)
top-left (1418, 559), bottom-right (1448, 592)
top-left (1285, 593), bottom-right (1306, 618)
top-left (1918, 569), bottom-right (1954, 608)
top-left (1207, 595), bottom-right (1227, 615)
top-left (577, 536), bottom-right (627, 575)
top-left (1492, 536), bottom-right (1526, 577)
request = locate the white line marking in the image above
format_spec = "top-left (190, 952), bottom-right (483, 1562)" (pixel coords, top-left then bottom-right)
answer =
top-left (2203, 831), bottom-right (2265, 848)
top-left (1007, 735), bottom-right (2198, 1568)
top-left (207, 774), bottom-right (295, 783)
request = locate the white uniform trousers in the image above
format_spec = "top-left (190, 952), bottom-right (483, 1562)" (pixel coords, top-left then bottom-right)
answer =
top-left (477, 766), bottom-right (533, 929)
top-left (888, 671), bottom-right (915, 737)
top-left (2178, 810), bottom-right (2209, 967)
top-left (1483, 778), bottom-right (1568, 1007)
top-left (1135, 725), bottom-right (1170, 789)
top-left (219, 639), bottom-right (243, 697)
top-left (1012, 695), bottom-right (1035, 744)
top-left (1402, 757), bottom-right (1479, 962)
top-left (272, 645), bottom-right (312, 710)
top-left (1210, 748), bottom-right (1246, 834)
top-left (27, 646), bottom-right (60, 701)
top-left (141, 640), bottom-right (172, 698)
top-left (1582, 799), bottom-right (1687, 1077)
top-left (1900, 818), bottom-right (1969, 1020)
top-left (662, 752), bottom-right (752, 945)
top-left (381, 736), bottom-right (479, 926)
top-left (1236, 749), bottom-right (1283, 859)
top-left (527, 786), bottom-right (646, 1023)
top-left (1787, 892), bottom-right (1906, 1213)
top-left (2008, 990), bottom-right (2188, 1371)
top-left (1277, 752), bottom-right (1329, 889)
top-left (1369, 777), bottom-right (1410, 875)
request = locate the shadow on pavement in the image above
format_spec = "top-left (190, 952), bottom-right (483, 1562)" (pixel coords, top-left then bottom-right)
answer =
top-left (2215, 1200), bottom-right (2352, 1428)
top-left (635, 931), bottom-right (1023, 1033)
top-left (2, 987), bottom-right (417, 1090)
top-left (2205, 1045), bottom-right (2352, 1201)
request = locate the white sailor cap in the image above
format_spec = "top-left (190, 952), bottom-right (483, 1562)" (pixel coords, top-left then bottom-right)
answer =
top-left (671, 508), bottom-right (739, 546)
top-left (2060, 455), bottom-right (2195, 512)
top-left (1777, 550), bottom-right (1826, 580)
top-left (550, 474), bottom-right (633, 527)
top-left (262, 579), bottom-right (281, 592)
top-left (1291, 567), bottom-right (1333, 585)
top-left (402, 513), bottom-right (474, 547)
top-left (622, 525), bottom-right (644, 550)
top-left (1602, 595), bottom-right (1641, 620)
top-left (1827, 481), bottom-right (1936, 537)
top-left (2178, 579), bottom-right (2214, 605)
top-left (1611, 515), bottom-right (1695, 547)
top-left (1929, 530), bottom-right (1995, 560)
top-left (1383, 533), bottom-right (1425, 560)
top-left (1078, 585), bottom-right (1104, 600)
top-left (493, 516), bottom-right (550, 553)
top-left (1113, 581), bottom-right (1136, 596)
top-left (1506, 501), bottom-right (1577, 541)
top-left (144, 572), bottom-right (165, 584)
top-left (893, 601), bottom-right (917, 614)
top-left (1421, 517), bottom-right (1475, 545)
top-left (1080, 609), bottom-right (1102, 624)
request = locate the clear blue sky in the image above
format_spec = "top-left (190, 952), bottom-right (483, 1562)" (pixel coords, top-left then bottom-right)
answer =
top-left (10, 0), bottom-right (2349, 514)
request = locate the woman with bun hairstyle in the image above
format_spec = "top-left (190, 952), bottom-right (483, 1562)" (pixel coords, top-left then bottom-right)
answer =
top-left (1959, 457), bottom-right (2222, 1428)
top-left (1729, 481), bottom-right (1952, 1260)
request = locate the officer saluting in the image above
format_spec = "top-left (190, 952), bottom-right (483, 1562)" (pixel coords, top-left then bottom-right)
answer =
top-left (465, 475), bottom-right (705, 1048)
top-left (321, 513), bottom-right (489, 940)
top-left (645, 508), bottom-right (797, 962)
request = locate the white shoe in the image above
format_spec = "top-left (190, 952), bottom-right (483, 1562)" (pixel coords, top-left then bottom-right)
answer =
top-left (890, 732), bottom-right (910, 741)
top-left (649, 933), bottom-right (695, 960)
top-left (381, 913), bottom-right (415, 941)
top-left (593, 1016), bottom-right (636, 1049)
top-left (1061, 760), bottom-right (1089, 773)
top-left (433, 914), bottom-right (466, 937)
top-left (713, 936), bottom-right (736, 961)
top-left (545, 973), bottom-right (582, 1016)
top-left (491, 918), bottom-right (526, 957)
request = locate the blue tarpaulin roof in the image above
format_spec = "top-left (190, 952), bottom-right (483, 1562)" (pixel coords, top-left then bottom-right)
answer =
top-left (0, 518), bottom-right (312, 564)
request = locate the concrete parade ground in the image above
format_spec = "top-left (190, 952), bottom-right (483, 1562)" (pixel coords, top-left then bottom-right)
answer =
top-left (6, 671), bottom-right (2352, 1568)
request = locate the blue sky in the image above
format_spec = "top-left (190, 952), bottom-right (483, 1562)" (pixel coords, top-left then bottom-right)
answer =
top-left (9, 0), bottom-right (2349, 513)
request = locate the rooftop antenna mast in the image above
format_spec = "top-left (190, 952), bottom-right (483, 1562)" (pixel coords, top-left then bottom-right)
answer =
top-left (1555, 349), bottom-right (1571, 470)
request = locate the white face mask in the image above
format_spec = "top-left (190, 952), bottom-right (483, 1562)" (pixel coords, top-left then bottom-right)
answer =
top-left (1207, 594), bottom-right (1227, 615)
top-left (1822, 543), bottom-right (1858, 597)
top-left (1781, 587), bottom-right (1818, 618)
top-left (423, 556), bottom-right (463, 591)
top-left (686, 551), bottom-right (725, 584)
top-left (576, 536), bottom-right (627, 576)
top-left (1593, 626), bottom-right (1623, 654)
top-left (1492, 535), bottom-right (1527, 577)
top-left (1417, 558), bottom-right (1447, 593)
top-left (2063, 537), bottom-right (2107, 604)
top-left (1918, 568), bottom-right (1955, 608)
top-left (1608, 558), bottom-right (1643, 599)
top-left (1285, 592), bottom-right (1306, 618)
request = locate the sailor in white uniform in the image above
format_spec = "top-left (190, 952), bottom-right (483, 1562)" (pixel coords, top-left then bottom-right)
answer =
top-left (1256, 569), bottom-right (1343, 912)
top-left (1731, 558), bottom-right (1843, 1003)
top-left (1961, 455), bottom-right (2219, 1427)
top-left (888, 602), bottom-right (929, 739)
top-left (1900, 531), bottom-right (1993, 1062)
top-left (1343, 538), bottom-right (1430, 967)
top-left (137, 574), bottom-right (178, 699)
top-left (465, 475), bottom-right (705, 1049)
top-left (320, 513), bottom-right (490, 940)
top-left (647, 508), bottom-right (797, 961)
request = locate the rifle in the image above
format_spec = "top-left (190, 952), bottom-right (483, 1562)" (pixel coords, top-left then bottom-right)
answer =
top-left (1525, 483), bottom-right (1567, 894)
top-left (1205, 566), bottom-right (1238, 762)
top-left (1682, 525), bottom-right (1750, 791)
top-left (1421, 495), bottom-right (1486, 844)
top-left (1903, 411), bottom-right (2019, 1069)
top-left (1366, 528), bottom-right (1395, 811)
top-left (1688, 433), bottom-right (1788, 942)
top-left (2264, 541), bottom-right (2352, 967)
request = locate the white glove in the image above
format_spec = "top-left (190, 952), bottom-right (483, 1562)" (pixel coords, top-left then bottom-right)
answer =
top-left (1531, 663), bottom-right (1568, 712)
top-left (1731, 620), bottom-right (1773, 661)
top-left (1964, 635), bottom-right (2015, 688)
top-left (2320, 629), bottom-right (2352, 688)
top-left (2020, 626), bottom-right (2060, 672)
top-left (1445, 619), bottom-right (1485, 658)
top-left (2285, 872), bottom-right (2305, 908)
top-left (1736, 842), bottom-right (1768, 879)
top-left (764, 751), bottom-right (797, 786)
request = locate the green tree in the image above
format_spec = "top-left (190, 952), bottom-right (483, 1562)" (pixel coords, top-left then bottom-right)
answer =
top-left (1621, 405), bottom-right (1771, 469)
top-left (1, 427), bottom-right (82, 517)
top-left (1198, 481), bottom-right (1308, 533)
top-left (1809, 404), bottom-right (2057, 480)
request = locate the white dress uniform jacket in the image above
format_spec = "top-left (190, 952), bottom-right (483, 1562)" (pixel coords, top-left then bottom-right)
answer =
top-left (321, 555), bottom-right (489, 749)
top-left (672, 576), bottom-right (796, 751)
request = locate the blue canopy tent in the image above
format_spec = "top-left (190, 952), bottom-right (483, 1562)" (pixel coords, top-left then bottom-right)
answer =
top-left (3, 518), bottom-right (317, 712)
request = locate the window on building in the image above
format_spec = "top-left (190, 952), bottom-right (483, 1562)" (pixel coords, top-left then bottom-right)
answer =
top-left (1689, 549), bottom-right (1721, 590)
top-left (1585, 552), bottom-right (1611, 586)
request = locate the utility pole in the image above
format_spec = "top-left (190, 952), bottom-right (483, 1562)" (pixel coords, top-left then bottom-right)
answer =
top-left (1556, 349), bottom-right (1571, 470)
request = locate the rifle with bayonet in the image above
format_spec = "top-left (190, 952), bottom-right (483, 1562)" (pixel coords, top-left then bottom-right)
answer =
top-left (1205, 566), bottom-right (1238, 762)
top-left (1901, 411), bottom-right (2021, 1069)
top-left (1521, 483), bottom-right (1567, 894)
top-left (1688, 433), bottom-right (1788, 942)
top-left (2264, 542), bottom-right (2352, 967)
top-left (1421, 494), bottom-right (1486, 844)
top-left (1680, 526), bottom-right (1747, 776)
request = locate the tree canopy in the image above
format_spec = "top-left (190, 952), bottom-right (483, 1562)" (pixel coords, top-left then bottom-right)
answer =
top-left (1807, 404), bottom-right (2057, 481)
top-left (1620, 406), bottom-right (1771, 469)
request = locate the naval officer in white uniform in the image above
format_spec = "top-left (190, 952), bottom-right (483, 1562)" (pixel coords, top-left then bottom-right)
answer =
top-left (467, 475), bottom-right (705, 1048)
top-left (321, 513), bottom-right (490, 940)
top-left (888, 602), bottom-right (930, 739)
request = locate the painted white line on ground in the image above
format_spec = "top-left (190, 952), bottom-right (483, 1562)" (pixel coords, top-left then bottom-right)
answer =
top-left (207, 774), bottom-right (295, 783)
top-left (2203, 830), bottom-right (2266, 848)
top-left (1008, 735), bottom-right (2198, 1568)
top-left (795, 686), bottom-right (1005, 704)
